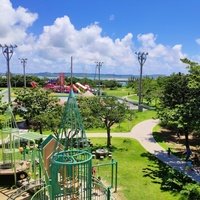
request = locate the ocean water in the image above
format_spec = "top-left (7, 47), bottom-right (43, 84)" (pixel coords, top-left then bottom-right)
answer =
top-left (37, 73), bottom-right (131, 80)
top-left (36, 72), bottom-right (161, 81)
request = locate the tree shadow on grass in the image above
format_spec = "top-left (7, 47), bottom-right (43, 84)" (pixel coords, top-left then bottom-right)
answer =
top-left (141, 152), bottom-right (195, 194)
top-left (152, 130), bottom-right (185, 144)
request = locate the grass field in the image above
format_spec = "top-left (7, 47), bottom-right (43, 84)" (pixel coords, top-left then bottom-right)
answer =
top-left (102, 87), bottom-right (134, 97)
top-left (87, 110), bottom-right (157, 133)
top-left (90, 137), bottom-right (181, 200)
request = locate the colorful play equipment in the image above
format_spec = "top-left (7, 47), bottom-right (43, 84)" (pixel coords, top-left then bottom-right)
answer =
top-left (75, 82), bottom-right (91, 92)
top-left (0, 106), bottom-right (45, 187)
top-left (44, 72), bottom-right (94, 94)
top-left (0, 79), bottom-right (117, 199)
top-left (44, 73), bottom-right (81, 93)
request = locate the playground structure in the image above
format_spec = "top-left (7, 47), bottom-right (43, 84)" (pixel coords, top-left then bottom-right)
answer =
top-left (0, 88), bottom-right (117, 199)
top-left (0, 106), bottom-right (24, 186)
top-left (0, 107), bottom-right (46, 186)
top-left (44, 73), bottom-right (92, 94)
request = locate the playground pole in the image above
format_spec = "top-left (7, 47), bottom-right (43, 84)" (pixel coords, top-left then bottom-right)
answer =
top-left (115, 161), bottom-right (118, 192)
top-left (13, 134), bottom-right (17, 185)
top-left (111, 159), bottom-right (114, 188)
top-left (107, 187), bottom-right (111, 200)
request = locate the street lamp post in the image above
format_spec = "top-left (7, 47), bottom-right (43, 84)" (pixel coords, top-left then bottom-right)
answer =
top-left (19, 58), bottom-right (27, 88)
top-left (135, 52), bottom-right (148, 111)
top-left (95, 61), bottom-right (103, 96)
top-left (0, 44), bottom-right (17, 103)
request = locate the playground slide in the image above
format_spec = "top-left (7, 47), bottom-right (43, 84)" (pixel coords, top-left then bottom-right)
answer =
top-left (73, 84), bottom-right (81, 93)
top-left (76, 82), bottom-right (87, 90)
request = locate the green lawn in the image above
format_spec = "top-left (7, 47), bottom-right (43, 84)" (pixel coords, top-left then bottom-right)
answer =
top-left (127, 94), bottom-right (138, 102)
top-left (87, 110), bottom-right (157, 133)
top-left (111, 110), bottom-right (157, 132)
top-left (102, 87), bottom-right (134, 97)
top-left (102, 87), bottom-right (157, 108)
top-left (90, 137), bottom-right (181, 200)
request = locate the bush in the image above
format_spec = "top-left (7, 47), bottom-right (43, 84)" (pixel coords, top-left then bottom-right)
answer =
top-left (180, 184), bottom-right (200, 200)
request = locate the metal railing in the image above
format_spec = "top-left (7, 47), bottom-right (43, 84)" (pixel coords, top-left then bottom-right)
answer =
top-left (7, 179), bottom-right (44, 200)
top-left (92, 177), bottom-right (113, 200)
top-left (31, 185), bottom-right (52, 200)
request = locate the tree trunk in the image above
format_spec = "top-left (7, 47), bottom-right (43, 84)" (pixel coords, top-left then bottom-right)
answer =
top-left (184, 131), bottom-right (190, 149)
top-left (25, 119), bottom-right (30, 128)
top-left (106, 126), bottom-right (111, 147)
top-left (38, 121), bottom-right (43, 135)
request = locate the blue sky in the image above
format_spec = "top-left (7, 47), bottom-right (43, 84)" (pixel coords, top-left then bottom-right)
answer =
top-left (0, 0), bottom-right (200, 75)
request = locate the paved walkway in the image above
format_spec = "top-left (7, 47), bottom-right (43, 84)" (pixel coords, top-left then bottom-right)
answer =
top-left (87, 119), bottom-right (200, 183)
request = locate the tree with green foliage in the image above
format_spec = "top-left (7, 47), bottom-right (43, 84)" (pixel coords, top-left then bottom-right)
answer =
top-left (103, 80), bottom-right (122, 89)
top-left (127, 76), bottom-right (137, 89)
top-left (157, 72), bottom-right (191, 148)
top-left (157, 59), bottom-right (200, 149)
top-left (142, 77), bottom-right (162, 106)
top-left (181, 183), bottom-right (200, 200)
top-left (181, 58), bottom-right (200, 135)
top-left (0, 76), bottom-right (7, 87)
top-left (31, 105), bottom-right (62, 135)
top-left (127, 76), bottom-right (163, 106)
top-left (0, 74), bottom-right (47, 88)
top-left (80, 96), bottom-right (128, 147)
top-left (13, 87), bottom-right (62, 134)
top-left (78, 97), bottom-right (103, 129)
top-left (0, 94), bottom-right (9, 129)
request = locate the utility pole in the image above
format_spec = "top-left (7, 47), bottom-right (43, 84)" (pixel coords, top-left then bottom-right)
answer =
top-left (95, 61), bottom-right (103, 96)
top-left (135, 52), bottom-right (148, 111)
top-left (70, 56), bottom-right (73, 87)
top-left (0, 44), bottom-right (17, 103)
top-left (19, 58), bottom-right (27, 88)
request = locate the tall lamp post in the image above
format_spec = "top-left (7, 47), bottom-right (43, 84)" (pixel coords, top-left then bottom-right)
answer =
top-left (135, 52), bottom-right (148, 111)
top-left (95, 61), bottom-right (103, 96)
top-left (0, 44), bottom-right (17, 103)
top-left (19, 58), bottom-right (27, 88)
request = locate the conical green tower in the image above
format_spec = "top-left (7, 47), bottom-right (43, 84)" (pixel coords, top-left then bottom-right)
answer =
top-left (49, 88), bottom-right (92, 200)
top-left (58, 89), bottom-right (89, 149)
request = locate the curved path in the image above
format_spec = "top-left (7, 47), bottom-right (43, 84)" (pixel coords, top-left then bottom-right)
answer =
top-left (87, 119), bottom-right (200, 183)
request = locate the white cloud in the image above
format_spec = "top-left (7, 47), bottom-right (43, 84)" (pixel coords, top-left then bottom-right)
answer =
top-left (136, 33), bottom-right (187, 74)
top-left (0, 0), bottom-right (188, 75)
top-left (31, 16), bottom-right (135, 73)
top-left (137, 33), bottom-right (156, 48)
top-left (196, 38), bottom-right (200, 45)
top-left (0, 0), bottom-right (38, 44)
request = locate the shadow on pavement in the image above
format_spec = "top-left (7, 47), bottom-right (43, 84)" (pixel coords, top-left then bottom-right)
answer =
top-left (140, 152), bottom-right (195, 193)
